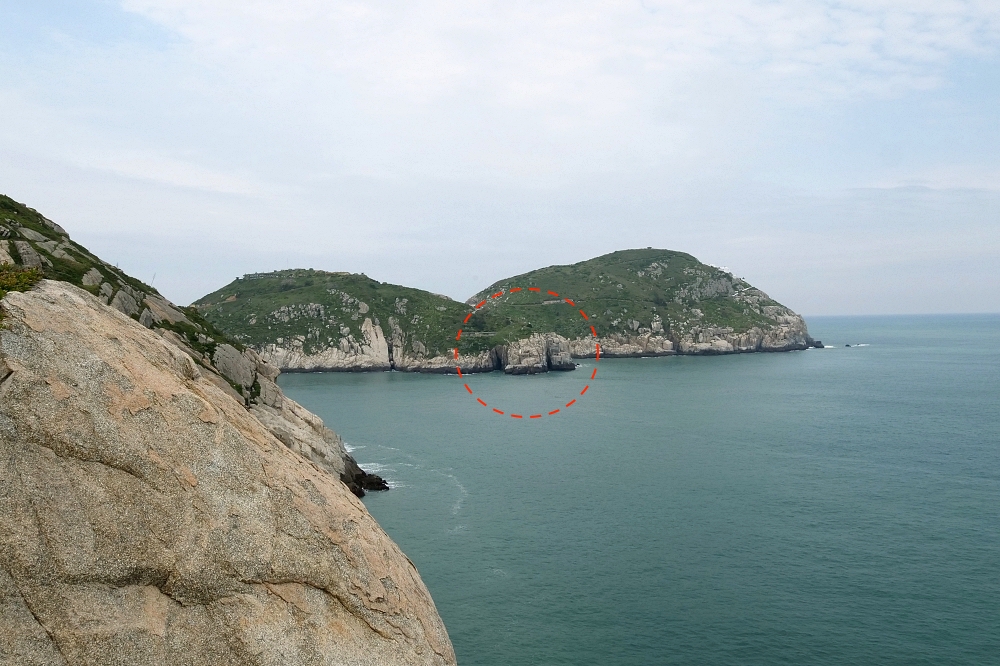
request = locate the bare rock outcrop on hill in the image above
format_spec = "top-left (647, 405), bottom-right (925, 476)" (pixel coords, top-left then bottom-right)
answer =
top-left (262, 317), bottom-right (392, 372)
top-left (0, 281), bottom-right (455, 665)
top-left (392, 348), bottom-right (496, 374)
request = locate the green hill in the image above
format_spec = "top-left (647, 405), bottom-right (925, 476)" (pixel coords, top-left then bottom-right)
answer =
top-left (194, 249), bottom-right (815, 373)
top-left (466, 248), bottom-right (796, 345)
top-left (193, 269), bottom-right (471, 358)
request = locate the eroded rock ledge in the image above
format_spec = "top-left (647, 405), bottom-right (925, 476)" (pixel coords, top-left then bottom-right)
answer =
top-left (0, 281), bottom-right (455, 666)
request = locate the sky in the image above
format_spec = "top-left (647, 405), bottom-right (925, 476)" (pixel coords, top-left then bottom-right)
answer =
top-left (1, 0), bottom-right (998, 315)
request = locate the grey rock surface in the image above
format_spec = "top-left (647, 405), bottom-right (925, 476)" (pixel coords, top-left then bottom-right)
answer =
top-left (0, 281), bottom-right (455, 666)
top-left (261, 317), bottom-right (392, 372)
top-left (213, 343), bottom-right (257, 390)
top-left (81, 268), bottom-right (103, 286)
top-left (143, 295), bottom-right (188, 325)
top-left (0, 241), bottom-right (13, 266)
top-left (15, 227), bottom-right (48, 243)
top-left (12, 241), bottom-right (44, 269)
top-left (110, 289), bottom-right (140, 317)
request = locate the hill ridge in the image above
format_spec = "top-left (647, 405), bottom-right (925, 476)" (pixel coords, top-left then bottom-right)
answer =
top-left (194, 249), bottom-right (818, 374)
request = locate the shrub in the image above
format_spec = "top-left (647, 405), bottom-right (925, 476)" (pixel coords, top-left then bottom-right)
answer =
top-left (0, 265), bottom-right (43, 300)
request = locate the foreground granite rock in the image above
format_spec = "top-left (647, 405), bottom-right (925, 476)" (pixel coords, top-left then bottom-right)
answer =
top-left (1, 193), bottom-right (386, 495)
top-left (0, 281), bottom-right (455, 666)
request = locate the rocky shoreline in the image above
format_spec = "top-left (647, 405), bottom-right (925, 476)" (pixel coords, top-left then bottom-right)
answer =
top-left (259, 311), bottom-right (822, 375)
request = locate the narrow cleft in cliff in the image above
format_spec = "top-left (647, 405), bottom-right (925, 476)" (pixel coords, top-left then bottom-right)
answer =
top-left (195, 249), bottom-right (819, 374)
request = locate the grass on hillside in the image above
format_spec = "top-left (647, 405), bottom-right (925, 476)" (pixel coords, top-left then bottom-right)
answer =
top-left (196, 269), bottom-right (470, 357)
top-left (1, 195), bottom-right (158, 299)
top-left (197, 249), bottom-right (797, 360)
top-left (465, 249), bottom-right (782, 342)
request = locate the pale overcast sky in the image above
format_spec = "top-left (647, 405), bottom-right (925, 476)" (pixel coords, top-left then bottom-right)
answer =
top-left (2, 1), bottom-right (998, 314)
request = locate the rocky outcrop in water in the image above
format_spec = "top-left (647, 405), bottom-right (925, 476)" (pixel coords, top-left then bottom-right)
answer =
top-left (0, 281), bottom-right (455, 665)
top-left (496, 333), bottom-right (575, 374)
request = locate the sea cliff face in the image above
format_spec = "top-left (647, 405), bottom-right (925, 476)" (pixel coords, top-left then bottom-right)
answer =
top-left (261, 316), bottom-right (393, 372)
top-left (251, 309), bottom-right (810, 374)
top-left (0, 281), bottom-right (455, 665)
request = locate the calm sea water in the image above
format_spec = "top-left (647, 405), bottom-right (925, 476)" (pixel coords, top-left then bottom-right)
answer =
top-left (279, 315), bottom-right (1000, 665)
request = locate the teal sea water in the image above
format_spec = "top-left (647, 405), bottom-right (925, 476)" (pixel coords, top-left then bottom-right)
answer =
top-left (279, 315), bottom-right (1000, 665)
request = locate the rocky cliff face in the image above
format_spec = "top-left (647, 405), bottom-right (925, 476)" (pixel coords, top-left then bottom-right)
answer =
top-left (0, 281), bottom-right (455, 665)
top-left (0, 194), bottom-right (384, 495)
top-left (254, 310), bottom-right (809, 374)
top-left (261, 317), bottom-right (393, 372)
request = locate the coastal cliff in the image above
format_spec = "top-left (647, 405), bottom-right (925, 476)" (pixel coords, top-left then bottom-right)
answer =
top-left (0, 280), bottom-right (455, 665)
top-left (196, 250), bottom-right (816, 373)
top-left (0, 194), bottom-right (384, 495)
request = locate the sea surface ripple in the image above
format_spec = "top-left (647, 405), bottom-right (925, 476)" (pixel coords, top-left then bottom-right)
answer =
top-left (280, 314), bottom-right (1000, 665)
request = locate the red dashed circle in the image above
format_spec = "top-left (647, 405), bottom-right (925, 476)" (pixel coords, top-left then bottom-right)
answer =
top-left (453, 287), bottom-right (599, 419)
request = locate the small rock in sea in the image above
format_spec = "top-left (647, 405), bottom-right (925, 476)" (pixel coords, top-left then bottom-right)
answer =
top-left (845, 344), bottom-right (851, 347)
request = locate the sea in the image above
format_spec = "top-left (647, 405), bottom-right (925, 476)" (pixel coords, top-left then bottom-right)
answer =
top-left (278, 315), bottom-right (1000, 665)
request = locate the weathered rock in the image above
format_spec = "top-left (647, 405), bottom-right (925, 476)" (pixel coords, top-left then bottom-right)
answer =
top-left (0, 281), bottom-right (455, 665)
top-left (15, 227), bottom-right (49, 243)
top-left (0, 241), bottom-right (13, 265)
top-left (393, 348), bottom-right (497, 374)
top-left (544, 334), bottom-right (575, 370)
top-left (213, 343), bottom-right (257, 390)
top-left (568, 333), bottom-right (674, 358)
top-left (496, 333), bottom-right (576, 374)
top-left (110, 289), bottom-right (140, 317)
top-left (143, 294), bottom-right (189, 325)
top-left (261, 317), bottom-right (391, 372)
top-left (341, 457), bottom-right (391, 497)
top-left (81, 268), bottom-right (103, 286)
top-left (34, 239), bottom-right (76, 262)
top-left (674, 307), bottom-right (811, 353)
top-left (498, 335), bottom-right (547, 374)
top-left (138, 308), bottom-right (155, 329)
top-left (12, 241), bottom-right (44, 269)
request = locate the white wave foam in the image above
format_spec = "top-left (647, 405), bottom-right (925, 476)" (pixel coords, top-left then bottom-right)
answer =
top-left (430, 470), bottom-right (468, 515)
top-left (357, 462), bottom-right (391, 474)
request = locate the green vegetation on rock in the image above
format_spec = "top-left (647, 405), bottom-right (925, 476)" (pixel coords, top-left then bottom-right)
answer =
top-left (465, 248), bottom-right (786, 346)
top-left (0, 195), bottom-right (152, 298)
top-left (195, 248), bottom-right (812, 369)
top-left (194, 269), bottom-right (470, 358)
top-left (0, 265), bottom-right (43, 300)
